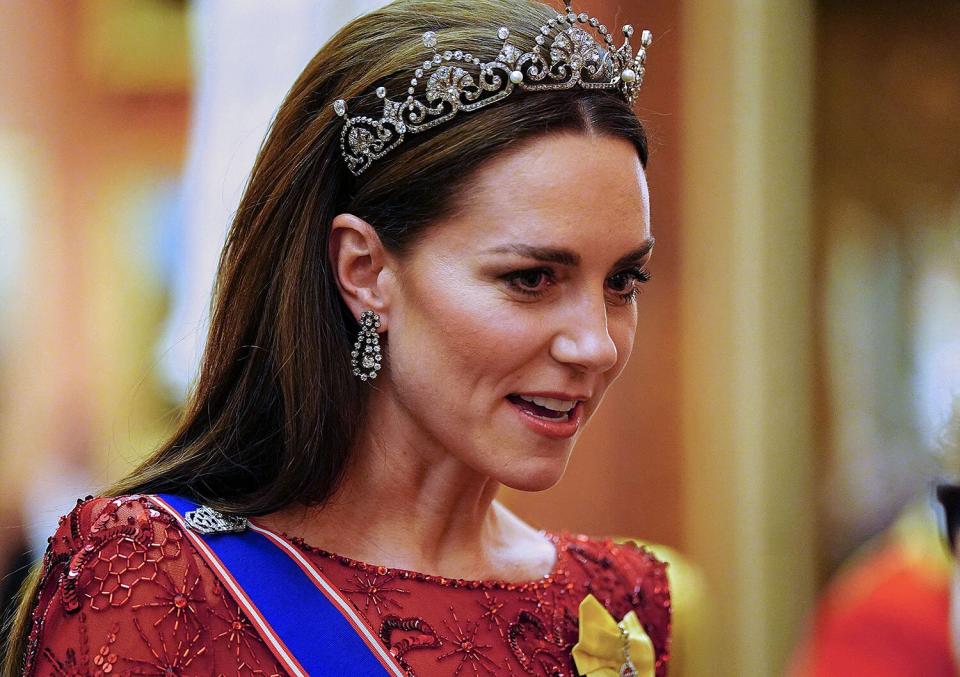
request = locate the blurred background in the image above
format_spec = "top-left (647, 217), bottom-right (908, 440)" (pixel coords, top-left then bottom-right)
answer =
top-left (0, 0), bottom-right (958, 675)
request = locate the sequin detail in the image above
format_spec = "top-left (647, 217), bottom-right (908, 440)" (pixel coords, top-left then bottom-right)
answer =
top-left (25, 496), bottom-right (671, 677)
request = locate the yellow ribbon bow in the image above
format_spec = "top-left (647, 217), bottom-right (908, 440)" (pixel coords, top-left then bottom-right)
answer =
top-left (571, 594), bottom-right (655, 677)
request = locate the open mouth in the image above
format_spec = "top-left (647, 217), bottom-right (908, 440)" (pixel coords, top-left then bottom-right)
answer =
top-left (506, 394), bottom-right (580, 422)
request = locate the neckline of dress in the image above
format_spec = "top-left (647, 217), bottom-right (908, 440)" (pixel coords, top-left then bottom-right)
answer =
top-left (273, 529), bottom-right (571, 592)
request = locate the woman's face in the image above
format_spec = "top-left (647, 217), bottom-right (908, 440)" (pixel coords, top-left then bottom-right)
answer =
top-left (378, 131), bottom-right (653, 491)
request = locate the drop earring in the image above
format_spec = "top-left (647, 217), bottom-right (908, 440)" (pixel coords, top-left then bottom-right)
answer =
top-left (351, 310), bottom-right (382, 381)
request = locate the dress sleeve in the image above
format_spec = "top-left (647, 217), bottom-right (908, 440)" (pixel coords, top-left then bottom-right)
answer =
top-left (22, 496), bottom-right (286, 677)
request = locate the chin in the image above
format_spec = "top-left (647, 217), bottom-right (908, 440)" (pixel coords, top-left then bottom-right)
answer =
top-left (495, 456), bottom-right (571, 493)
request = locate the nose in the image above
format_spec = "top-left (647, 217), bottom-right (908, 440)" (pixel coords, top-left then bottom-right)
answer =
top-left (549, 295), bottom-right (619, 373)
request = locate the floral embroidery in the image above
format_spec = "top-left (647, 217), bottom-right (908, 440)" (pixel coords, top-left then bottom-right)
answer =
top-left (477, 591), bottom-right (508, 637)
top-left (380, 615), bottom-right (442, 674)
top-left (132, 566), bottom-right (204, 632)
top-left (437, 608), bottom-right (500, 676)
top-left (340, 571), bottom-right (410, 616)
top-left (125, 616), bottom-right (206, 674)
top-left (26, 497), bottom-right (671, 677)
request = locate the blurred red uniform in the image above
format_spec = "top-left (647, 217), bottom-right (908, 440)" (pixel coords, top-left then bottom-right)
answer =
top-left (788, 503), bottom-right (955, 677)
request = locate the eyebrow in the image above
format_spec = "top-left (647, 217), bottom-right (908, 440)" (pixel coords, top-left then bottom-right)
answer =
top-left (613, 237), bottom-right (656, 267)
top-left (485, 237), bottom-right (655, 268)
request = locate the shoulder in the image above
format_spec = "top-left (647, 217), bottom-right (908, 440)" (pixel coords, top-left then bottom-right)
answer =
top-left (48, 494), bottom-right (180, 556)
top-left (22, 496), bottom-right (187, 672)
top-left (23, 495), bottom-right (284, 677)
top-left (560, 532), bottom-right (670, 588)
top-left (43, 495), bottom-right (184, 611)
top-left (558, 532), bottom-right (671, 619)
top-left (558, 533), bottom-right (673, 675)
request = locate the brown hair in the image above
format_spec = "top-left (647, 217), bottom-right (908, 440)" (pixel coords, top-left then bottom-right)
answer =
top-left (3, 0), bottom-right (648, 671)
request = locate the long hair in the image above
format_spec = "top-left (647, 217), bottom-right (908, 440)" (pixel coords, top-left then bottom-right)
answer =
top-left (3, 1), bottom-right (648, 671)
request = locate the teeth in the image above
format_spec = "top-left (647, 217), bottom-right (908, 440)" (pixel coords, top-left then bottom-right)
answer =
top-left (518, 395), bottom-right (577, 412)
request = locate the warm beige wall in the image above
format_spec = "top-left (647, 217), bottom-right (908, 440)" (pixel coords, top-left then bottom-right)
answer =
top-left (0, 0), bottom-right (72, 560)
top-left (679, 0), bottom-right (817, 675)
top-left (0, 1), bottom-right (189, 556)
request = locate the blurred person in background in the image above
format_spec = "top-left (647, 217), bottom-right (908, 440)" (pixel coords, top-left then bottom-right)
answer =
top-left (787, 410), bottom-right (959, 675)
top-left (939, 464), bottom-right (960, 672)
top-left (938, 413), bottom-right (960, 671)
top-left (787, 197), bottom-right (960, 675)
top-left (2, 1), bottom-right (678, 676)
top-left (787, 488), bottom-right (954, 676)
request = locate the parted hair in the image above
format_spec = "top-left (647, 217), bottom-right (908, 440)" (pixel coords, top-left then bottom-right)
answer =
top-left (3, 1), bottom-right (648, 671)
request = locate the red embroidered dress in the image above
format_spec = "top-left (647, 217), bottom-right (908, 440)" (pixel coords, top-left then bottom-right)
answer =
top-left (22, 495), bottom-right (671, 676)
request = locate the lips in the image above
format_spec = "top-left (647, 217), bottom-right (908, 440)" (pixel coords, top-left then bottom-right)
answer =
top-left (506, 392), bottom-right (587, 439)
top-left (507, 394), bottom-right (578, 420)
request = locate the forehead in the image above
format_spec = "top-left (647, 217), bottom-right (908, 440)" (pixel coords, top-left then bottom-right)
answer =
top-left (426, 132), bottom-right (651, 255)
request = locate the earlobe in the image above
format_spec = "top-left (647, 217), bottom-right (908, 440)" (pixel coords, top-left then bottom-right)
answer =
top-left (329, 213), bottom-right (392, 326)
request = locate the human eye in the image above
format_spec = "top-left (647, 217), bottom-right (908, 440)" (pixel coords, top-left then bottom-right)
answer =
top-left (501, 267), bottom-right (556, 298)
top-left (606, 267), bottom-right (652, 304)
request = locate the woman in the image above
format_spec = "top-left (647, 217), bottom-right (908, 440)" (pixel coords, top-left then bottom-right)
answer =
top-left (3, 0), bottom-right (669, 674)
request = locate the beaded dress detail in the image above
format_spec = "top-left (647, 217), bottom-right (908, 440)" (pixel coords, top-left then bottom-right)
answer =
top-left (22, 496), bottom-right (671, 676)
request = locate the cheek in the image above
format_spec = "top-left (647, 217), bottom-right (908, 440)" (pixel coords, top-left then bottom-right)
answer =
top-left (388, 270), bottom-right (541, 402)
top-left (608, 308), bottom-right (639, 375)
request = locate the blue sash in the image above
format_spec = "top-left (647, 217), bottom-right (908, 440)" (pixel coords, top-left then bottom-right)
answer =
top-left (153, 494), bottom-right (405, 677)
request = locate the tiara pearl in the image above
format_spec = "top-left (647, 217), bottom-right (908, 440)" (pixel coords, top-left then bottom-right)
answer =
top-left (332, 1), bottom-right (652, 176)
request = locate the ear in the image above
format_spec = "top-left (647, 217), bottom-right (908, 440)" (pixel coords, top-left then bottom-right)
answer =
top-left (329, 213), bottom-right (395, 325)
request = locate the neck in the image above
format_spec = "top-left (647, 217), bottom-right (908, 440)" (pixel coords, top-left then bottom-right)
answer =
top-left (259, 387), bottom-right (551, 581)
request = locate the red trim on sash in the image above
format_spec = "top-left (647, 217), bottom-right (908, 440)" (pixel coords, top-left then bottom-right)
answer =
top-left (152, 495), bottom-right (309, 676)
top-left (249, 523), bottom-right (406, 675)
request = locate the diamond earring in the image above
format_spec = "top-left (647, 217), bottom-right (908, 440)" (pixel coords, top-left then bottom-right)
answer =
top-left (351, 310), bottom-right (383, 381)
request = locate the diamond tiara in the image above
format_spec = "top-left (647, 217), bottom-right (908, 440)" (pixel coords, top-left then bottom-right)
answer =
top-left (332, 1), bottom-right (652, 176)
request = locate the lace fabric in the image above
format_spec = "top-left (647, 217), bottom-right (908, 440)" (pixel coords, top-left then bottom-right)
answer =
top-left (23, 495), bottom-right (671, 676)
